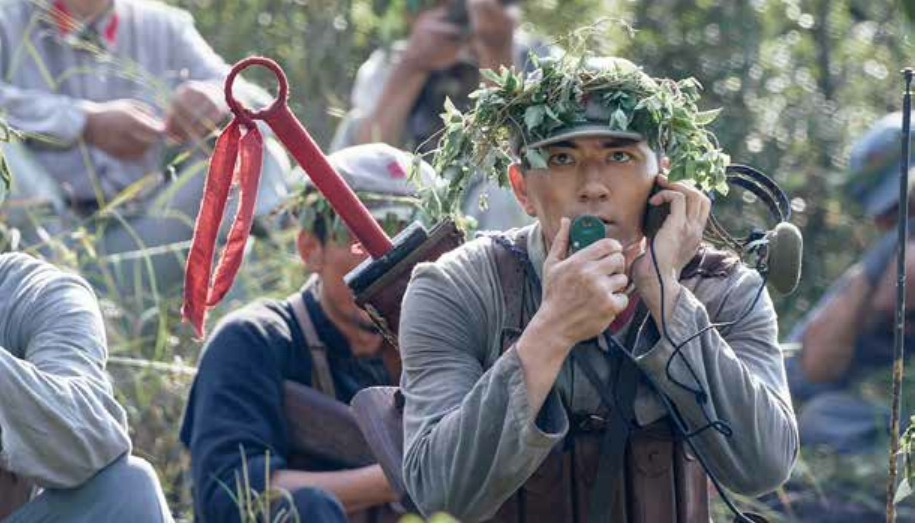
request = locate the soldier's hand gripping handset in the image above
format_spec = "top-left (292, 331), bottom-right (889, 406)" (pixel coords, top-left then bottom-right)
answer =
top-left (514, 217), bottom-right (631, 413)
top-left (629, 174), bottom-right (711, 326)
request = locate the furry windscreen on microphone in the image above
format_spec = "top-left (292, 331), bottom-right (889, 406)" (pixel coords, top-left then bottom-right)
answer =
top-left (767, 222), bottom-right (803, 295)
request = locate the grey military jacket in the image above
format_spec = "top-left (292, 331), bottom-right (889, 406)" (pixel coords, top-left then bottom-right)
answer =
top-left (0, 253), bottom-right (130, 488)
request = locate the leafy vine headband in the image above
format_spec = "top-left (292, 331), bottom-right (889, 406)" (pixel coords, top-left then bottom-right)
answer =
top-left (415, 52), bottom-right (731, 221)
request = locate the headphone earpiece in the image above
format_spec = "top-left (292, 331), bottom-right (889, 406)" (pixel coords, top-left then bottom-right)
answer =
top-left (706, 165), bottom-right (803, 295)
top-left (765, 222), bottom-right (803, 295)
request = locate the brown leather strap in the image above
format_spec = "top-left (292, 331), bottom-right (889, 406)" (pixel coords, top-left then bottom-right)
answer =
top-left (492, 230), bottom-right (530, 352)
top-left (350, 386), bottom-right (411, 503)
top-left (288, 276), bottom-right (337, 399)
top-left (585, 349), bottom-right (638, 522)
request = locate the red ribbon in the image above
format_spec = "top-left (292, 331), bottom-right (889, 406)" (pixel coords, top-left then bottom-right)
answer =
top-left (183, 57), bottom-right (393, 337)
top-left (182, 118), bottom-right (263, 337)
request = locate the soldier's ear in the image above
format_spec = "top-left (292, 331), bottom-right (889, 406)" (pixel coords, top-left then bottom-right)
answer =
top-left (508, 163), bottom-right (537, 217)
top-left (297, 229), bottom-right (325, 271)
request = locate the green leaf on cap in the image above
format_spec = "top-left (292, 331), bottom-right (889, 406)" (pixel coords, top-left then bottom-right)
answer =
top-left (524, 147), bottom-right (548, 170)
top-left (481, 68), bottom-right (503, 86)
top-left (421, 46), bottom-right (730, 222)
top-left (544, 105), bottom-right (561, 124)
top-left (694, 108), bottom-right (722, 126)
top-left (524, 105), bottom-right (546, 131)
top-left (611, 108), bottom-right (629, 131)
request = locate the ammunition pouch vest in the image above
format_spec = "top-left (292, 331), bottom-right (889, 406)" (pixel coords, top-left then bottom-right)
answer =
top-left (487, 230), bottom-right (738, 522)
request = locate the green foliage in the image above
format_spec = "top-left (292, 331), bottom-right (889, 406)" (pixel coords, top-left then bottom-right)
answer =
top-left (284, 185), bottom-right (422, 243)
top-left (147, 444), bottom-right (302, 523)
top-left (896, 416), bottom-right (916, 503)
top-left (749, 364), bottom-right (915, 522)
top-left (0, 118), bottom-right (14, 206)
top-left (109, 360), bottom-right (196, 518)
top-left (227, 448), bottom-right (300, 523)
top-left (427, 46), bottom-right (730, 221)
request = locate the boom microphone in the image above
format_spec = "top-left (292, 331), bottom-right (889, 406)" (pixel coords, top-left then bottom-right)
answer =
top-left (766, 222), bottom-right (803, 295)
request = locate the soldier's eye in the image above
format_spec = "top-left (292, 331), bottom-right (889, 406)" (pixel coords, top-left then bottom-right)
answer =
top-left (548, 152), bottom-right (575, 166)
top-left (608, 151), bottom-right (633, 163)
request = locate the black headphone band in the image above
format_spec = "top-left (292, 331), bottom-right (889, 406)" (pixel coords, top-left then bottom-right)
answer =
top-left (725, 164), bottom-right (791, 222)
top-left (704, 164), bottom-right (792, 253)
top-left (724, 176), bottom-right (785, 225)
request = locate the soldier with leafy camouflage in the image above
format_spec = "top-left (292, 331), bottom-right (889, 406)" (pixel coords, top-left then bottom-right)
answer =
top-left (398, 53), bottom-right (798, 521)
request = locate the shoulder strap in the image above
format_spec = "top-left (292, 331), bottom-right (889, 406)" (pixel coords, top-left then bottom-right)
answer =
top-left (288, 276), bottom-right (338, 399)
top-left (490, 230), bottom-right (532, 352)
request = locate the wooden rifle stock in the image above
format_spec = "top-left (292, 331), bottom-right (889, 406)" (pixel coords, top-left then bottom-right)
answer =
top-left (346, 220), bottom-right (465, 379)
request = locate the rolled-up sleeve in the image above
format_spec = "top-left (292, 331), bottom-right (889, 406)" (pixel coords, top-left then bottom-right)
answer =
top-left (0, 81), bottom-right (88, 145)
top-left (400, 262), bottom-right (568, 521)
top-left (0, 254), bottom-right (130, 489)
top-left (634, 268), bottom-right (798, 496)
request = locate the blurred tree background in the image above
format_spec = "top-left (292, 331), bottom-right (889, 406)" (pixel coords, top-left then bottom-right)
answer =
top-left (2, 0), bottom-right (912, 520)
